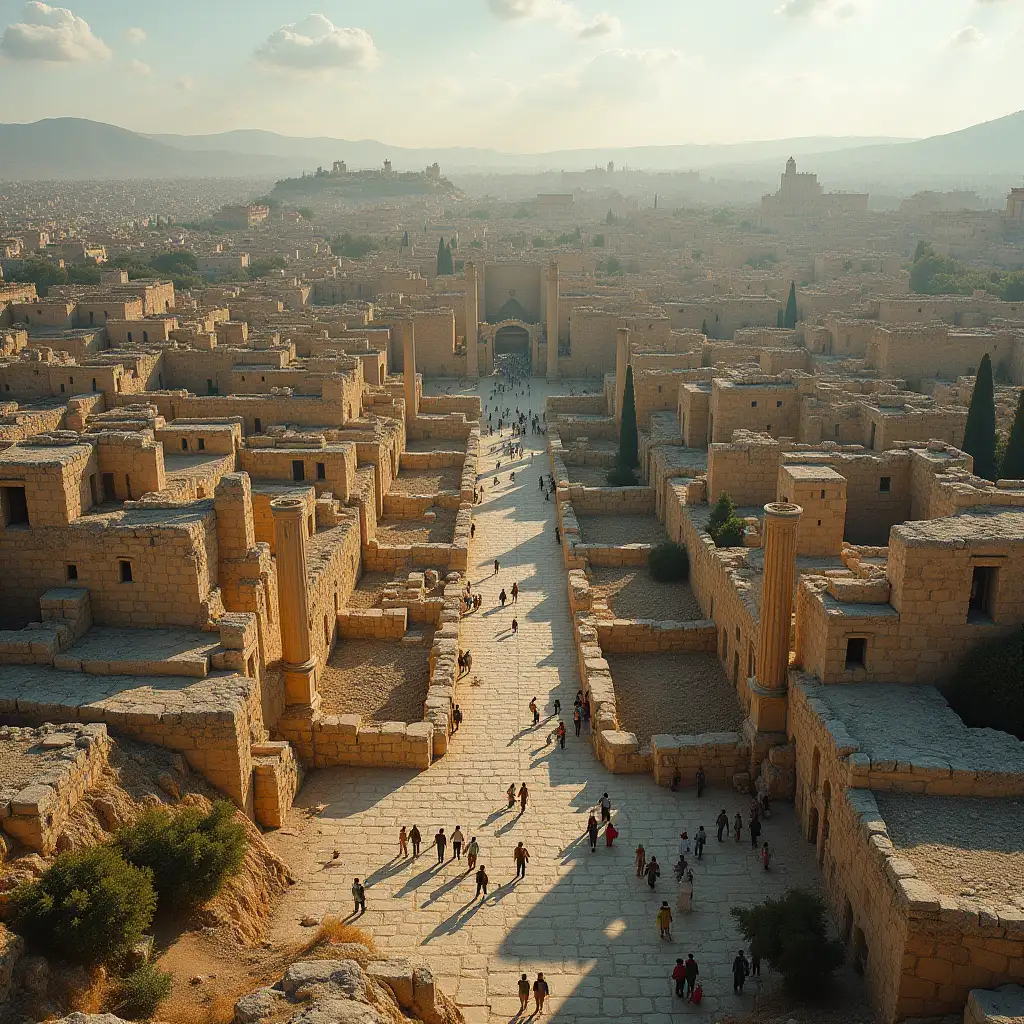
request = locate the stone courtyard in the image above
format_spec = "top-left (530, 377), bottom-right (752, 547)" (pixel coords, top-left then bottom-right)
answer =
top-left (266, 378), bottom-right (825, 1024)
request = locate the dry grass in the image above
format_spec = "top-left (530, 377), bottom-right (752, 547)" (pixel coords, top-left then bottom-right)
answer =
top-left (162, 993), bottom-right (237, 1024)
top-left (312, 917), bottom-right (378, 951)
top-left (68, 972), bottom-right (109, 1012)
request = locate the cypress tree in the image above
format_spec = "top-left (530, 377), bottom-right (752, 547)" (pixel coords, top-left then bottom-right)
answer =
top-left (1001, 390), bottom-right (1024, 480)
top-left (963, 353), bottom-right (997, 481)
top-left (436, 236), bottom-right (446, 275)
top-left (619, 364), bottom-right (639, 468)
top-left (913, 240), bottom-right (928, 263)
top-left (784, 281), bottom-right (798, 329)
top-left (401, 230), bottom-right (409, 248)
top-left (701, 318), bottom-right (709, 337)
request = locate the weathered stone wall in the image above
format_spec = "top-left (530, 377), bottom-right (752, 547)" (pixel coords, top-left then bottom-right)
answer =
top-left (251, 740), bottom-right (303, 829)
top-left (650, 732), bottom-right (749, 788)
top-left (568, 484), bottom-right (655, 515)
top-left (706, 432), bottom-right (781, 506)
top-left (596, 618), bottom-right (716, 654)
top-left (709, 379), bottom-right (801, 443)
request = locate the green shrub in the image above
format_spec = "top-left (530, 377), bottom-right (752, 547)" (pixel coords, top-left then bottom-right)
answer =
top-left (110, 961), bottom-right (173, 1019)
top-left (648, 542), bottom-right (690, 582)
top-left (606, 464), bottom-right (638, 487)
top-left (12, 846), bottom-right (156, 965)
top-left (947, 627), bottom-right (1024, 739)
top-left (115, 801), bottom-right (247, 908)
top-left (713, 517), bottom-right (747, 548)
top-left (707, 492), bottom-right (735, 536)
top-left (730, 889), bottom-right (845, 996)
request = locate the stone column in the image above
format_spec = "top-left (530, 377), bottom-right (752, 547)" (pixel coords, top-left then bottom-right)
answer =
top-left (748, 501), bottom-right (802, 733)
top-left (465, 262), bottom-right (479, 379)
top-left (271, 497), bottom-right (318, 707)
top-left (614, 327), bottom-right (630, 420)
top-left (546, 260), bottom-right (559, 382)
top-left (403, 318), bottom-right (417, 425)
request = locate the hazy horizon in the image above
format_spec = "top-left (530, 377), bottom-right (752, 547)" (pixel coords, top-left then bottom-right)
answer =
top-left (0, 0), bottom-right (1021, 151)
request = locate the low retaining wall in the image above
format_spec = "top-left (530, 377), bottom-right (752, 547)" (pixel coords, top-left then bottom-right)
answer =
top-left (399, 450), bottom-right (465, 470)
top-left (251, 740), bottom-right (303, 829)
top-left (569, 484), bottom-right (656, 515)
top-left (279, 712), bottom-right (433, 770)
top-left (338, 607), bottom-right (408, 640)
top-left (596, 619), bottom-right (717, 655)
top-left (1, 723), bottom-right (111, 853)
top-left (651, 732), bottom-right (749, 788)
top-left (574, 543), bottom-right (652, 567)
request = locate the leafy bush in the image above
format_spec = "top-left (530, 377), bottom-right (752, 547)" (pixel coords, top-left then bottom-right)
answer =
top-left (648, 542), bottom-right (689, 582)
top-left (115, 801), bottom-right (247, 908)
top-left (713, 518), bottom-right (747, 548)
top-left (707, 492), bottom-right (735, 536)
top-left (110, 961), bottom-right (173, 1019)
top-left (730, 889), bottom-right (845, 996)
top-left (12, 846), bottom-right (156, 965)
top-left (947, 627), bottom-right (1024, 739)
top-left (606, 464), bottom-right (638, 486)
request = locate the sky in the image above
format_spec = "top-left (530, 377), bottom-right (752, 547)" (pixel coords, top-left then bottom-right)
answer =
top-left (0, 0), bottom-right (1021, 151)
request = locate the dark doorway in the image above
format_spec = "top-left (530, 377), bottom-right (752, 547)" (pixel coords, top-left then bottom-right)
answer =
top-left (494, 325), bottom-right (531, 370)
top-left (102, 473), bottom-right (116, 502)
top-left (1, 486), bottom-right (29, 527)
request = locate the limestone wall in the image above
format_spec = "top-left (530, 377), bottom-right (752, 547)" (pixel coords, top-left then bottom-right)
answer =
top-left (596, 618), bottom-right (716, 654)
top-left (568, 484), bottom-right (655, 515)
top-left (650, 733), bottom-right (749, 788)
top-left (0, 723), bottom-right (111, 853)
top-left (338, 607), bottom-right (408, 640)
top-left (251, 740), bottom-right (303, 829)
top-left (706, 433), bottom-right (781, 506)
top-left (280, 713), bottom-right (433, 770)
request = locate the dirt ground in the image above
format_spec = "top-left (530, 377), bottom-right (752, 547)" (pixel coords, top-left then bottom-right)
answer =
top-left (606, 651), bottom-right (743, 745)
top-left (375, 509), bottom-right (457, 545)
top-left (588, 565), bottom-right (703, 620)
top-left (577, 514), bottom-right (669, 546)
top-left (565, 464), bottom-right (619, 487)
top-left (346, 572), bottom-right (397, 609)
top-left (389, 468), bottom-right (462, 494)
top-left (318, 634), bottom-right (434, 721)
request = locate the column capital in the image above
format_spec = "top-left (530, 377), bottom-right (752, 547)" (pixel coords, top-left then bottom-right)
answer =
top-left (270, 496), bottom-right (307, 520)
top-left (763, 501), bottom-right (803, 522)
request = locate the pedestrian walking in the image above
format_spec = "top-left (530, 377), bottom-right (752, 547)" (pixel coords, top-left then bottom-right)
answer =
top-left (351, 877), bottom-right (366, 916)
top-left (716, 808), bottom-right (729, 842)
top-left (557, 720), bottom-right (566, 749)
top-left (599, 792), bottom-right (612, 823)
top-left (605, 821), bottom-right (618, 847)
top-left (734, 812), bottom-right (743, 843)
top-left (696, 766), bottom-right (706, 797)
top-left (518, 782), bottom-right (529, 813)
top-left (467, 836), bottom-right (480, 870)
top-left (475, 864), bottom-right (489, 898)
top-left (399, 825), bottom-right (408, 858)
top-left (657, 901), bottom-right (673, 940)
top-left (645, 856), bottom-right (661, 889)
top-left (434, 828), bottom-right (447, 863)
top-left (533, 973), bottom-right (549, 1014)
top-left (672, 959), bottom-right (687, 997)
top-left (732, 950), bottom-right (749, 994)
top-left (677, 867), bottom-right (694, 913)
top-left (452, 825), bottom-right (464, 860)
top-left (749, 814), bottom-right (762, 849)
top-left (493, 558), bottom-right (499, 576)
top-left (573, 705), bottom-right (581, 737)
top-left (513, 841), bottom-right (530, 879)
top-left (511, 581), bottom-right (519, 603)
top-left (453, 704), bottom-right (463, 731)
top-left (695, 825), bottom-right (706, 860)
top-left (499, 588), bottom-right (507, 607)
top-left (587, 814), bottom-right (599, 851)
top-left (554, 525), bottom-right (560, 543)
top-left (761, 842), bottom-right (771, 870)
top-left (507, 783), bottom-right (516, 809)
top-left (539, 476), bottom-right (544, 490)
top-left (410, 824), bottom-right (422, 857)
top-left (553, 698), bottom-right (561, 715)
top-left (457, 651), bottom-right (465, 677)
top-left (470, 522), bottom-right (476, 539)
top-left (684, 954), bottom-right (699, 998)
top-left (635, 843), bottom-right (646, 877)
top-left (518, 974), bottom-right (530, 1013)
top-left (529, 697), bottom-right (539, 725)
top-left (511, 618), bottom-right (518, 635)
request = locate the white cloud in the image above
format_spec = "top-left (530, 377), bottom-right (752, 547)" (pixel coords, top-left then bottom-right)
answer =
top-left (256, 14), bottom-right (378, 72)
top-left (487, 0), bottom-right (621, 40)
top-left (125, 57), bottom-right (150, 74)
top-left (775, 0), bottom-right (858, 18)
top-left (0, 1), bottom-right (111, 62)
top-left (125, 26), bottom-right (147, 44)
top-left (949, 24), bottom-right (985, 45)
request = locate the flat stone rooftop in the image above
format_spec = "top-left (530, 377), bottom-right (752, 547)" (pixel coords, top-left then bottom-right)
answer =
top-left (800, 680), bottom-right (1024, 775)
top-left (53, 626), bottom-right (220, 678)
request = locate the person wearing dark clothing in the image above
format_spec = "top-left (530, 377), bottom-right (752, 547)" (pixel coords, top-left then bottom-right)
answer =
top-left (587, 814), bottom-right (599, 851)
top-left (695, 826), bottom-right (707, 860)
top-left (716, 809), bottom-right (729, 842)
top-left (573, 706), bottom-right (582, 737)
top-left (532, 974), bottom-right (549, 1014)
top-left (352, 878), bottom-right (366, 915)
top-left (499, 589), bottom-right (507, 607)
top-left (434, 829), bottom-right (447, 863)
top-left (684, 954), bottom-right (699, 997)
top-left (696, 766), bottom-right (706, 797)
top-left (750, 815), bottom-right (762, 848)
top-left (645, 856), bottom-right (660, 889)
top-left (555, 525), bottom-right (560, 543)
top-left (518, 974), bottom-right (530, 1013)
top-left (732, 950), bottom-right (749, 994)
top-left (514, 842), bottom-right (530, 879)
top-left (475, 865), bottom-right (489, 898)
top-left (410, 825), bottom-right (422, 857)
top-left (557, 721), bottom-right (566, 749)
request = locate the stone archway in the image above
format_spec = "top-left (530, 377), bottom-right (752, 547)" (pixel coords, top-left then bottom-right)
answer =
top-left (480, 319), bottom-right (540, 374)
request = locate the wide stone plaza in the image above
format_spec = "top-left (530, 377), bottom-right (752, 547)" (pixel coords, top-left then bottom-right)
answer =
top-left (267, 378), bottom-right (824, 1024)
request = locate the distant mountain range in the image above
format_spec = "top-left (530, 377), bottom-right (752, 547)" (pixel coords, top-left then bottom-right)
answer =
top-left (0, 112), bottom-right (1021, 184)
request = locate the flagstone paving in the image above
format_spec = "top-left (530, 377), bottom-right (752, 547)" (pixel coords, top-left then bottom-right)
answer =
top-left (268, 376), bottom-right (824, 1024)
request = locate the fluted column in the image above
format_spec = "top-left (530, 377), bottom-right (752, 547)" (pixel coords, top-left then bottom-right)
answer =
top-left (465, 262), bottom-right (479, 379)
top-left (755, 502), bottom-right (803, 690)
top-left (272, 497), bottom-right (318, 707)
top-left (614, 327), bottom-right (630, 420)
top-left (546, 260), bottom-right (559, 381)
top-left (403, 319), bottom-right (418, 424)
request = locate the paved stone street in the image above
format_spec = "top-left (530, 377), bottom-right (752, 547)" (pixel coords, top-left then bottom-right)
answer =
top-left (269, 375), bottom-right (821, 1024)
